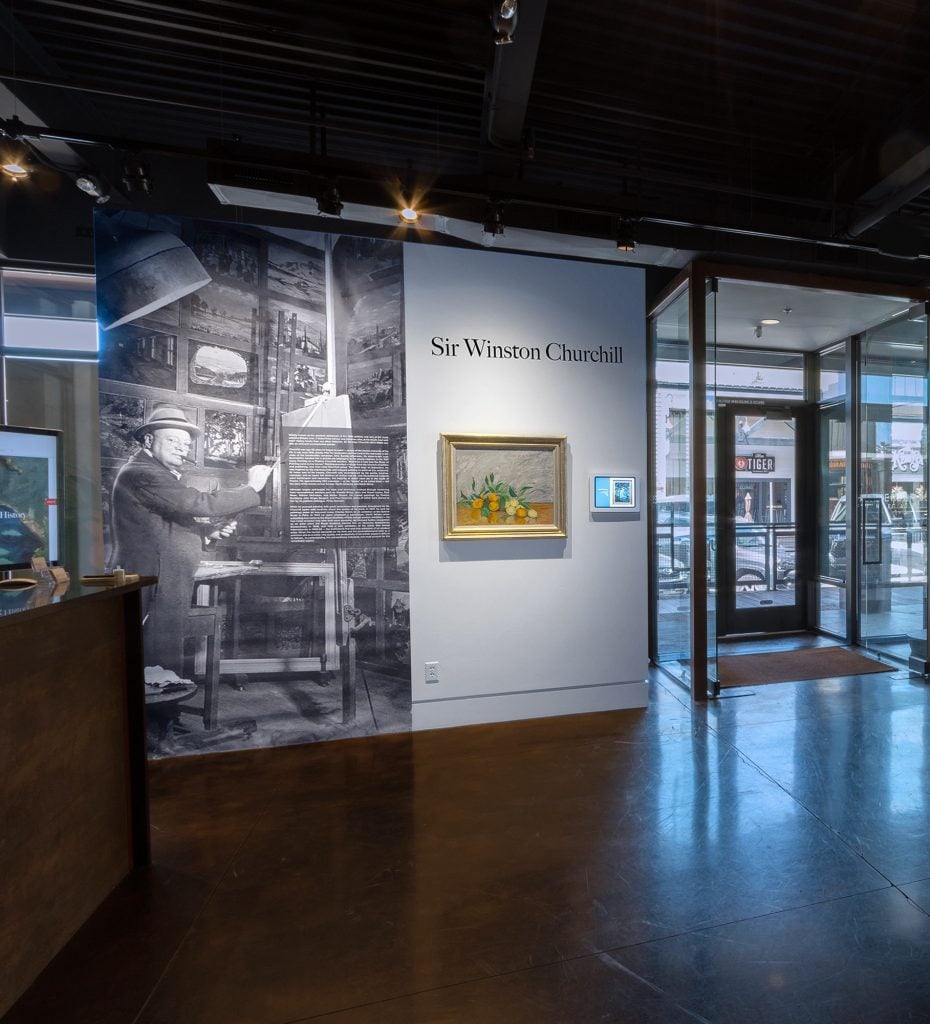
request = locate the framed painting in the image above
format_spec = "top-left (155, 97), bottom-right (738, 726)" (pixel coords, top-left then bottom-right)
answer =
top-left (442, 433), bottom-right (567, 540)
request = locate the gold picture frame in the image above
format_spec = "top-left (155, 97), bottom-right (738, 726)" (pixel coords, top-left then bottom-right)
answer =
top-left (441, 433), bottom-right (567, 540)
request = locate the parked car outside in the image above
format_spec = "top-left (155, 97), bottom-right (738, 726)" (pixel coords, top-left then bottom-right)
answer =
top-left (733, 527), bottom-right (796, 588)
top-left (655, 496), bottom-right (794, 590)
top-left (655, 496), bottom-right (714, 591)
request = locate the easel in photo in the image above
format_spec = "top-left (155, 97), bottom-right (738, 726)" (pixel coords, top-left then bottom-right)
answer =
top-left (275, 393), bottom-right (360, 723)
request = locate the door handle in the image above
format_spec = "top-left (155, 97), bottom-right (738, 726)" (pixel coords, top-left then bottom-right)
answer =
top-left (861, 497), bottom-right (882, 566)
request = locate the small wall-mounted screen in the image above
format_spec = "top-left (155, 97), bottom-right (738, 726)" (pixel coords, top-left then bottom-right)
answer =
top-left (0, 425), bottom-right (60, 570)
top-left (591, 475), bottom-right (637, 512)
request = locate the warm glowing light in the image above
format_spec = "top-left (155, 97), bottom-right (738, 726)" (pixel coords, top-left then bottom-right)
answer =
top-left (760, 318), bottom-right (781, 326)
top-left (1, 162), bottom-right (29, 180)
top-left (399, 205), bottom-right (419, 224)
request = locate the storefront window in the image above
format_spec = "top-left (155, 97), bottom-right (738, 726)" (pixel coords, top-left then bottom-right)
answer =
top-left (714, 348), bottom-right (803, 400)
top-left (2, 270), bottom-right (97, 355)
top-left (1, 270), bottom-right (101, 575)
top-left (819, 342), bottom-right (846, 402)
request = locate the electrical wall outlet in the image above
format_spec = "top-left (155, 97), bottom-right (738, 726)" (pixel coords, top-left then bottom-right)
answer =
top-left (425, 661), bottom-right (440, 683)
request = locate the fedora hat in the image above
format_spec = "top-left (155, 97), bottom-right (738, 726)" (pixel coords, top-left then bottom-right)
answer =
top-left (133, 403), bottom-right (202, 440)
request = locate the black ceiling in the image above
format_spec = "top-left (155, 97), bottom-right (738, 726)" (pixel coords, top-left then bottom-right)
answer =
top-left (6, 0), bottom-right (930, 280)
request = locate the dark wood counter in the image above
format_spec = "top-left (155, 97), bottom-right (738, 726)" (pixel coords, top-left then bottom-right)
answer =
top-left (0, 578), bottom-right (154, 1018)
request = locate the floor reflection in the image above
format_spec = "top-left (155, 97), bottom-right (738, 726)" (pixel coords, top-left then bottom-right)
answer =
top-left (9, 668), bottom-right (930, 1024)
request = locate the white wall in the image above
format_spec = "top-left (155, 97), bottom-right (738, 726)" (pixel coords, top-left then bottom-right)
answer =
top-left (405, 244), bottom-right (648, 729)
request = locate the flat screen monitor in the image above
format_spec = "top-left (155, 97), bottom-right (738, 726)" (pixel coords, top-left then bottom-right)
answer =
top-left (590, 474), bottom-right (637, 512)
top-left (0, 425), bottom-right (61, 570)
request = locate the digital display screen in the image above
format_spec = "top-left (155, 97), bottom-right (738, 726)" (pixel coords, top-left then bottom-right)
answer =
top-left (0, 426), bottom-right (60, 569)
top-left (591, 475), bottom-right (636, 512)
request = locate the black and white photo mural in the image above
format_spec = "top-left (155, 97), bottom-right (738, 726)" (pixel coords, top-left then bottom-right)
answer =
top-left (95, 212), bottom-right (410, 758)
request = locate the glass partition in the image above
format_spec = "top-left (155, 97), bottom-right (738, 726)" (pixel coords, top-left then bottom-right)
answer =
top-left (817, 338), bottom-right (850, 641)
top-left (819, 343), bottom-right (846, 403)
top-left (817, 400), bottom-right (848, 637)
top-left (651, 267), bottom-right (930, 698)
top-left (705, 282), bottom-right (718, 690)
top-left (714, 348), bottom-right (804, 400)
top-left (651, 287), bottom-right (691, 669)
top-left (857, 309), bottom-right (928, 662)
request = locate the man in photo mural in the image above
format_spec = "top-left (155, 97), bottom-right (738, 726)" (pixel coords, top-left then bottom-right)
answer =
top-left (111, 403), bottom-right (273, 676)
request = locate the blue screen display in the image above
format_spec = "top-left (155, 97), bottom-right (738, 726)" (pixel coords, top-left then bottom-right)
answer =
top-left (593, 475), bottom-right (613, 509)
top-left (0, 426), bottom-right (60, 570)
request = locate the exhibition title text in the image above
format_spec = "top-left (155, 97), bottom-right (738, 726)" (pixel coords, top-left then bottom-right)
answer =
top-left (431, 337), bottom-right (622, 364)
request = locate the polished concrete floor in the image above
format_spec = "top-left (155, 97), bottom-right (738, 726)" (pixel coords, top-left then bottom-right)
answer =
top-left (9, 668), bottom-right (930, 1023)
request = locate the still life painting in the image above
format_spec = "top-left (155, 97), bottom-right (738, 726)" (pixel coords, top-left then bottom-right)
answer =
top-left (441, 433), bottom-right (567, 539)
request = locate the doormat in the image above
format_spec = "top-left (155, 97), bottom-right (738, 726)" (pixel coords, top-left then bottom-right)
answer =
top-left (717, 646), bottom-right (894, 688)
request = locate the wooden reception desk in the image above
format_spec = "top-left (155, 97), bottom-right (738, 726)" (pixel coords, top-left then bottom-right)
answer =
top-left (0, 578), bottom-right (153, 1018)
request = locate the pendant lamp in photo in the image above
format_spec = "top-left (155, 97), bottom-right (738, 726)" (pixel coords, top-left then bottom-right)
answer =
top-left (96, 224), bottom-right (211, 330)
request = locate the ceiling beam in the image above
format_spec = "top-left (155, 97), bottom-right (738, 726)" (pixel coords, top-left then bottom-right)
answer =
top-left (845, 150), bottom-right (930, 239)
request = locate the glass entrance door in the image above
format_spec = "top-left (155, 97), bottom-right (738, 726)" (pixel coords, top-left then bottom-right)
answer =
top-left (718, 404), bottom-right (805, 635)
top-left (857, 312), bottom-right (928, 661)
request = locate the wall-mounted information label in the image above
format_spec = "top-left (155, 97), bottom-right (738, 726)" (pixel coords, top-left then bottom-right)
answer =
top-left (284, 428), bottom-right (393, 541)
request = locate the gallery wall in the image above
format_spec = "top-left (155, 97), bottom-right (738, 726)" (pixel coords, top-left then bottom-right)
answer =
top-left (84, 215), bottom-right (648, 756)
top-left (95, 213), bottom-right (411, 758)
top-left (404, 245), bottom-right (649, 729)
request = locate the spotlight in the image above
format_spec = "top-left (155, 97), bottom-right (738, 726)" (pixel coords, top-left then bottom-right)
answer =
top-left (483, 202), bottom-right (504, 235)
top-left (1, 159), bottom-right (29, 181)
top-left (399, 189), bottom-right (419, 224)
top-left (75, 174), bottom-right (110, 204)
top-left (615, 218), bottom-right (637, 253)
top-left (317, 185), bottom-right (343, 217)
top-left (492, 0), bottom-right (518, 44)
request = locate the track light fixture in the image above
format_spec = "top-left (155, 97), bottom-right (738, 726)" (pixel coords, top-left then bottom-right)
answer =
top-left (483, 202), bottom-right (505, 235)
top-left (317, 184), bottom-right (343, 217)
top-left (75, 173), bottom-right (110, 204)
top-left (615, 218), bottom-right (637, 253)
top-left (121, 157), bottom-right (153, 195)
top-left (492, 0), bottom-right (518, 44)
